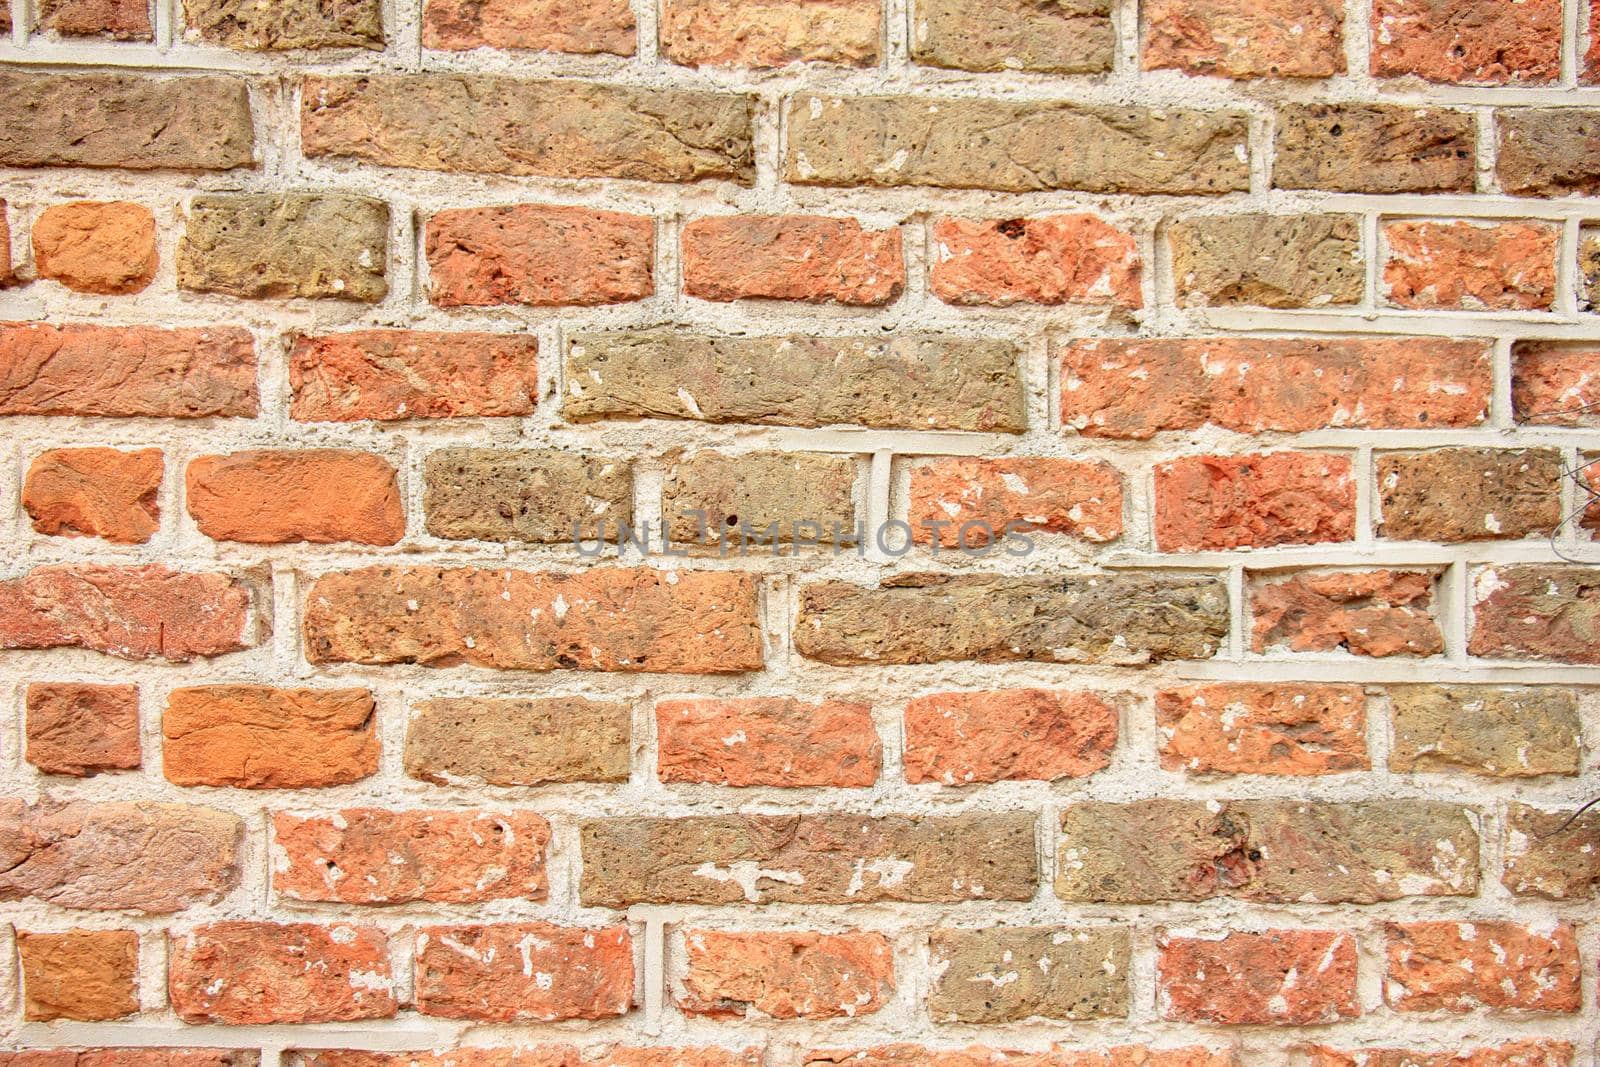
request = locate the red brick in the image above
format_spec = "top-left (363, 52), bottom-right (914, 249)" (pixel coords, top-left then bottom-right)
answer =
top-left (37, 0), bottom-right (151, 38)
top-left (1303, 1042), bottom-right (1575, 1067)
top-left (0, 800), bottom-right (241, 913)
top-left (903, 689), bottom-right (1117, 784)
top-left (426, 205), bottom-right (653, 308)
top-left (929, 215), bottom-right (1140, 308)
top-left (23, 448), bottom-right (162, 543)
top-left (1512, 342), bottom-right (1600, 425)
top-left (0, 324), bottom-right (256, 417)
top-left (25, 682), bottom-right (141, 776)
top-left (423, 0), bottom-right (635, 53)
top-left (186, 449), bottom-right (404, 545)
top-left (909, 457), bottom-right (1123, 547)
top-left (1372, 0), bottom-right (1560, 84)
top-left (1383, 220), bottom-right (1558, 311)
top-left (273, 809), bottom-right (550, 904)
top-left (32, 202), bottom-right (157, 294)
top-left (682, 215), bottom-right (903, 306)
top-left (1590, 1), bottom-right (1600, 81)
top-left (805, 1047), bottom-right (1235, 1066)
top-left (0, 1053), bottom-right (257, 1067)
top-left (657, 696), bottom-right (880, 787)
top-left (302, 1049), bottom-right (759, 1067)
top-left (1251, 569), bottom-right (1445, 657)
top-left (1154, 452), bottom-right (1356, 551)
top-left (414, 923), bottom-right (632, 1021)
top-left (304, 566), bottom-right (763, 674)
top-left (1157, 683), bottom-right (1368, 775)
top-left (1142, 0), bottom-right (1344, 77)
top-left (1, 201), bottom-right (11, 282)
top-left (1158, 930), bottom-right (1358, 1024)
top-left (0, 565), bottom-right (252, 661)
top-left (1061, 337), bottom-right (1490, 439)
top-left (678, 930), bottom-right (893, 1020)
top-left (170, 922), bottom-right (395, 1024)
top-left (1471, 566), bottom-right (1600, 662)
top-left (164, 686), bottom-right (378, 789)
top-left (18, 930), bottom-right (138, 1021)
top-left (1385, 921), bottom-right (1581, 1013)
top-left (290, 330), bottom-right (538, 421)
top-left (663, 0), bottom-right (877, 67)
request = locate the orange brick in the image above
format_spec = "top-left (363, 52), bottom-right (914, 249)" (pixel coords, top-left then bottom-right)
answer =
top-left (656, 697), bottom-right (880, 787)
top-left (903, 689), bottom-right (1117, 784)
top-left (1157, 683), bottom-right (1369, 775)
top-left (186, 449), bottom-right (404, 545)
top-left (929, 214), bottom-right (1140, 307)
top-left (24, 448), bottom-right (162, 543)
top-left (682, 215), bottom-right (903, 306)
top-left (678, 930), bottom-right (893, 1020)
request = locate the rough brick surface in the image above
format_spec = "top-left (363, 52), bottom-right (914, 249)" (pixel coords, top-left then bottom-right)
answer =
top-left (1471, 565), bottom-right (1600, 662)
top-left (1372, 0), bottom-right (1561, 83)
top-left (18, 930), bottom-right (139, 1021)
top-left (187, 449), bottom-right (405, 545)
top-left (1143, 0), bottom-right (1344, 77)
top-left (32, 201), bottom-right (157, 295)
top-left (1389, 685), bottom-right (1581, 777)
top-left (1513, 342), bottom-right (1600, 424)
top-left (678, 930), bottom-right (893, 1019)
top-left (426, 205), bottom-right (653, 308)
top-left (163, 685), bottom-right (379, 788)
top-left (928, 927), bottom-right (1128, 1022)
top-left (302, 1052), bottom-right (757, 1067)
top-left (406, 696), bottom-right (631, 785)
top-left (169, 923), bottom-right (395, 1024)
top-left (902, 688), bottom-right (1117, 784)
top-left (1153, 452), bottom-right (1356, 551)
top-left (423, 0), bottom-right (632, 51)
top-left (182, 0), bottom-right (384, 49)
top-left (1250, 570), bottom-right (1445, 657)
top-left (683, 215), bottom-right (903, 306)
top-left (1061, 337), bottom-right (1491, 438)
top-left (1157, 683), bottom-right (1368, 775)
top-left (908, 457), bottom-right (1122, 546)
top-left (1377, 448), bottom-right (1563, 542)
top-left (1502, 804), bottom-right (1600, 899)
top-left (24, 448), bottom-right (163, 543)
top-left (425, 447), bottom-right (631, 543)
top-left (662, 451), bottom-right (858, 545)
top-left (1384, 921), bottom-right (1581, 1013)
top-left (1274, 104), bottom-right (1475, 192)
top-left (1303, 1043), bottom-right (1575, 1067)
top-left (38, 0), bottom-right (152, 37)
top-left (178, 194), bottom-right (389, 302)
top-left (1383, 220), bottom-right (1558, 310)
top-left (1497, 108), bottom-right (1600, 196)
top-left (25, 682), bottom-right (141, 776)
top-left (1158, 930), bottom-right (1358, 1024)
top-left (0, 1054), bottom-right (257, 1067)
top-left (414, 924), bottom-right (631, 1021)
top-left (930, 214), bottom-right (1140, 308)
top-left (290, 330), bottom-right (538, 421)
top-left (664, 0), bottom-right (878, 67)
top-left (657, 697), bottom-right (880, 787)
top-left (913, 0), bottom-right (1112, 73)
top-left (1168, 213), bottom-right (1362, 308)
top-left (804, 1050), bottom-right (1233, 1067)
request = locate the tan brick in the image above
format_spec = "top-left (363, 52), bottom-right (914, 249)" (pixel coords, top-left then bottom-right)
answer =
top-left (1389, 685), bottom-right (1581, 777)
top-left (657, 697), bottom-right (880, 787)
top-left (678, 930), bottom-right (893, 1019)
top-left (804, 1049), bottom-right (1234, 1067)
top-left (423, 0), bottom-right (635, 52)
top-left (912, 0), bottom-right (1113, 73)
top-left (178, 194), bottom-right (389, 302)
top-left (929, 927), bottom-right (1128, 1022)
top-left (663, 0), bottom-right (879, 67)
top-left (1169, 213), bottom-right (1362, 308)
top-left (1157, 683), bottom-right (1369, 775)
top-left (1275, 104), bottom-right (1475, 192)
top-left (406, 696), bottom-right (632, 786)
top-left (1303, 1042), bottom-right (1575, 1067)
top-left (1502, 803), bottom-right (1600, 899)
top-left (1377, 448), bottom-right (1562, 541)
top-left (424, 448), bottom-right (631, 544)
top-left (182, 0), bottom-right (383, 48)
top-left (662, 451), bottom-right (858, 546)
top-left (426, 205), bottom-right (653, 308)
top-left (682, 215), bottom-right (903, 306)
top-left (1497, 108), bottom-right (1600, 196)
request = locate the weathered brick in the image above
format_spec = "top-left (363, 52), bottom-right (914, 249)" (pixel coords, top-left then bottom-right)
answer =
top-left (0, 323), bottom-right (257, 418)
top-left (0, 202), bottom-right (10, 282)
top-left (0, 73), bottom-right (252, 170)
top-left (170, 922), bottom-right (395, 1024)
top-left (290, 330), bottom-right (538, 422)
top-left (163, 686), bottom-right (379, 788)
top-left (929, 927), bottom-right (1128, 1023)
top-left (581, 813), bottom-right (1037, 906)
top-left (683, 215), bottom-right (903, 306)
top-left (1383, 220), bottom-right (1558, 311)
top-left (305, 566), bottom-right (762, 673)
top-left (1390, 685), bottom-right (1581, 777)
top-left (188, 449), bottom-right (404, 545)
top-left (25, 683), bottom-right (141, 777)
top-left (301, 1051), bottom-right (759, 1067)
top-left (663, 451), bottom-right (858, 546)
top-left (32, 201), bottom-right (157, 295)
top-left (0, 565), bottom-right (252, 661)
top-left (1583, 229), bottom-right (1600, 310)
top-left (24, 448), bottom-right (162, 543)
top-left (302, 75), bottom-right (754, 182)
top-left (657, 697), bottom-right (880, 787)
top-left (1169, 213), bottom-right (1362, 308)
top-left (663, 0), bottom-right (878, 66)
top-left (903, 689), bottom-right (1117, 784)
top-left (18, 930), bottom-right (138, 1021)
top-left (909, 457), bottom-right (1122, 547)
top-left (1143, 0), bottom-right (1344, 77)
top-left (797, 573), bottom-right (1228, 666)
top-left (1502, 803), bottom-right (1600, 899)
top-left (423, 0), bottom-right (635, 52)
top-left (1061, 337), bottom-right (1490, 439)
top-left (426, 204), bottom-right (653, 308)
top-left (930, 215), bottom-right (1140, 308)
top-left (565, 331), bottom-right (1024, 433)
top-left (913, 0), bottom-right (1112, 73)
top-left (1471, 565), bottom-right (1600, 662)
top-left (1512, 342), bottom-right (1600, 425)
top-left (274, 809), bottom-right (551, 904)
top-left (1056, 799), bottom-right (1478, 903)
top-left (182, 0), bottom-right (383, 49)
top-left (785, 96), bottom-right (1249, 194)
top-left (425, 448), bottom-right (630, 544)
top-left (1303, 1042), bottom-right (1575, 1067)
top-left (1378, 448), bottom-right (1561, 542)
top-left (1497, 108), bottom-right (1600, 196)
top-left (0, 800), bottom-right (241, 913)
top-left (1157, 683), bottom-right (1368, 776)
top-left (1385, 921), bottom-right (1580, 1013)
top-left (805, 1049), bottom-right (1234, 1067)
top-left (1372, 0), bottom-right (1560, 83)
top-left (407, 696), bottom-right (631, 786)
top-left (1158, 930), bottom-right (1357, 1024)
top-left (1275, 104), bottom-right (1475, 192)
top-left (38, 0), bottom-right (151, 37)
top-left (678, 930), bottom-right (892, 1019)
top-left (0, 1053), bottom-right (257, 1067)
top-left (178, 194), bottom-right (388, 302)
top-left (415, 924), bottom-right (631, 1021)
top-left (1154, 452), bottom-right (1356, 552)
top-left (1251, 570), bottom-right (1445, 657)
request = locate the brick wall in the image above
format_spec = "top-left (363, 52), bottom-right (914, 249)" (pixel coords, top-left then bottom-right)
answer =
top-left (0, 0), bottom-right (1598, 1063)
